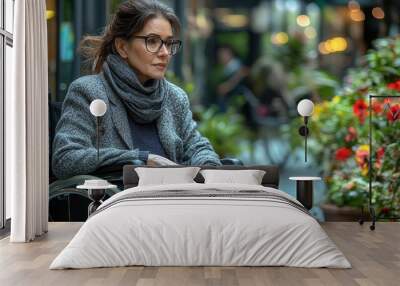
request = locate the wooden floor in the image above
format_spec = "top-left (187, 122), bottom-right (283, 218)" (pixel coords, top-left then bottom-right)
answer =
top-left (0, 222), bottom-right (399, 286)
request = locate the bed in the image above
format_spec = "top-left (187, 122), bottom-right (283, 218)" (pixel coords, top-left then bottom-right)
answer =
top-left (50, 165), bottom-right (351, 269)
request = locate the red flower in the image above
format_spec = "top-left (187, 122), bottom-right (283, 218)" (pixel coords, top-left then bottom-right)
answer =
top-left (353, 99), bottom-right (368, 124)
top-left (371, 99), bottom-right (383, 114)
top-left (386, 104), bottom-right (400, 122)
top-left (387, 80), bottom-right (400, 92)
top-left (377, 147), bottom-right (385, 160)
top-left (345, 127), bottom-right (357, 142)
top-left (381, 207), bottom-right (390, 214)
top-left (384, 98), bottom-right (392, 104)
top-left (335, 147), bottom-right (352, 161)
top-left (387, 83), bottom-right (398, 90)
top-left (375, 147), bottom-right (385, 169)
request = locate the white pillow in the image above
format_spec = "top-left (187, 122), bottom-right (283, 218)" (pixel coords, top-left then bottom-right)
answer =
top-left (200, 169), bottom-right (266, 185)
top-left (136, 167), bottom-right (201, 186)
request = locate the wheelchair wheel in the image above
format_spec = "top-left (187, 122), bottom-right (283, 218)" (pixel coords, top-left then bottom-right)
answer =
top-left (49, 175), bottom-right (120, 222)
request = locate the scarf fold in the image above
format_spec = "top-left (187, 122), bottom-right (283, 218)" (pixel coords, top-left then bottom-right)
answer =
top-left (102, 54), bottom-right (167, 124)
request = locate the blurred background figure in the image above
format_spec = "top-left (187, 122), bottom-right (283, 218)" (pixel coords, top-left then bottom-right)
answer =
top-left (250, 58), bottom-right (291, 118)
top-left (216, 44), bottom-right (249, 112)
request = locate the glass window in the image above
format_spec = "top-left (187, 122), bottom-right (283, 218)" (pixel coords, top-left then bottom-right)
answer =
top-left (5, 0), bottom-right (14, 33)
top-left (0, 37), bottom-right (3, 228)
top-left (0, 0), bottom-right (3, 29)
top-left (57, 0), bottom-right (74, 101)
top-left (47, 0), bottom-right (57, 101)
top-left (5, 43), bottom-right (12, 220)
top-left (1, 0), bottom-right (13, 228)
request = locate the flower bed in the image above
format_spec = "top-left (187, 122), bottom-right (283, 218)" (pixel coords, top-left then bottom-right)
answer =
top-left (310, 37), bottom-right (400, 219)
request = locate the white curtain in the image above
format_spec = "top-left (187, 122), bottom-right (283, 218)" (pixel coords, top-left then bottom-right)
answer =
top-left (6, 0), bottom-right (49, 242)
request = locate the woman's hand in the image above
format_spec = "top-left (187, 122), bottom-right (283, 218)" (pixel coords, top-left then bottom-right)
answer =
top-left (147, 154), bottom-right (178, 166)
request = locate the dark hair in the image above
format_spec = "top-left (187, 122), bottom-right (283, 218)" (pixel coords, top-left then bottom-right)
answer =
top-left (80, 0), bottom-right (181, 73)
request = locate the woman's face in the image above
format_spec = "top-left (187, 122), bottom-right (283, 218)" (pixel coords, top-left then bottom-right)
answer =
top-left (117, 16), bottom-right (174, 84)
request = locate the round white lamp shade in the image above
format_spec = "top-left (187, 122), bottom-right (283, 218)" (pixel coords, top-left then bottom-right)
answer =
top-left (297, 99), bottom-right (314, 117)
top-left (90, 99), bottom-right (107, 117)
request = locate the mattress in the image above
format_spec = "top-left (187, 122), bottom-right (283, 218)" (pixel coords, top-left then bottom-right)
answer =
top-left (50, 183), bottom-right (351, 269)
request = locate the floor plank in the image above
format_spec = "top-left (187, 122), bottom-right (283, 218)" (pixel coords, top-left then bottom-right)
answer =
top-left (0, 222), bottom-right (399, 286)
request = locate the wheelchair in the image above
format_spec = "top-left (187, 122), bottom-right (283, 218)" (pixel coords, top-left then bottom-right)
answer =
top-left (48, 96), bottom-right (242, 222)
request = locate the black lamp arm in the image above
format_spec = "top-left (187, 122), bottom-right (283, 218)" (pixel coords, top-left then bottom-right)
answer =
top-left (96, 117), bottom-right (100, 164)
top-left (298, 116), bottom-right (310, 162)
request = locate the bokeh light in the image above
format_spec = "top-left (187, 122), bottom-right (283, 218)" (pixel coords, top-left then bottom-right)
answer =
top-left (46, 10), bottom-right (55, 20)
top-left (304, 26), bottom-right (317, 39)
top-left (319, 37), bottom-right (348, 55)
top-left (348, 0), bottom-right (360, 11)
top-left (296, 15), bottom-right (311, 27)
top-left (271, 32), bottom-right (289, 45)
top-left (220, 14), bottom-right (248, 28)
top-left (372, 7), bottom-right (385, 20)
top-left (350, 9), bottom-right (365, 22)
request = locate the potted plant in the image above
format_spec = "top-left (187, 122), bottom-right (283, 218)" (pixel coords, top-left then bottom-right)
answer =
top-left (166, 71), bottom-right (251, 159)
top-left (195, 106), bottom-right (251, 158)
top-left (309, 37), bottom-right (400, 220)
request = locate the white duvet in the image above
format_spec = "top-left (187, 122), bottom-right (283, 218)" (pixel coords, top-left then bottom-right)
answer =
top-left (50, 183), bottom-right (351, 269)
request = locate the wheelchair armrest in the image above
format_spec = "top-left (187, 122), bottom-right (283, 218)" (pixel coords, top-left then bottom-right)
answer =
top-left (93, 160), bottom-right (145, 175)
top-left (220, 158), bottom-right (244, 166)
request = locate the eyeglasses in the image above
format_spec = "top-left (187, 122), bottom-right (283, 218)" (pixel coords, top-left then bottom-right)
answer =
top-left (132, 35), bottom-right (182, 55)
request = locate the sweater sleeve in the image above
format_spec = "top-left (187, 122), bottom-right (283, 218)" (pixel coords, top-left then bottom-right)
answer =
top-left (51, 79), bottom-right (144, 179)
top-left (177, 89), bottom-right (222, 166)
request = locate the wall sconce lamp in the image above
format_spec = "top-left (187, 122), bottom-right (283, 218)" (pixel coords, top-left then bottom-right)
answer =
top-left (89, 99), bottom-right (107, 163)
top-left (297, 99), bottom-right (314, 162)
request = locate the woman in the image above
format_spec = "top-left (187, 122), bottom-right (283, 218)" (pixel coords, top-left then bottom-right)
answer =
top-left (52, 0), bottom-right (221, 179)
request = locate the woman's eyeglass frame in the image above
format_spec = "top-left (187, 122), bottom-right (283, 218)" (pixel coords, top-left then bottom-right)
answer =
top-left (131, 35), bottom-right (182, 56)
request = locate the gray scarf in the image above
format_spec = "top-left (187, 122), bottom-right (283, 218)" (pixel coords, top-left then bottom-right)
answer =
top-left (102, 54), bottom-right (166, 124)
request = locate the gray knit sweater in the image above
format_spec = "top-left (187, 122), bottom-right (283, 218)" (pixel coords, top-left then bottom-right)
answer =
top-left (52, 73), bottom-right (221, 179)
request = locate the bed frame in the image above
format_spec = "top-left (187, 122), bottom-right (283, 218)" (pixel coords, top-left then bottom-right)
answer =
top-left (123, 165), bottom-right (280, 189)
